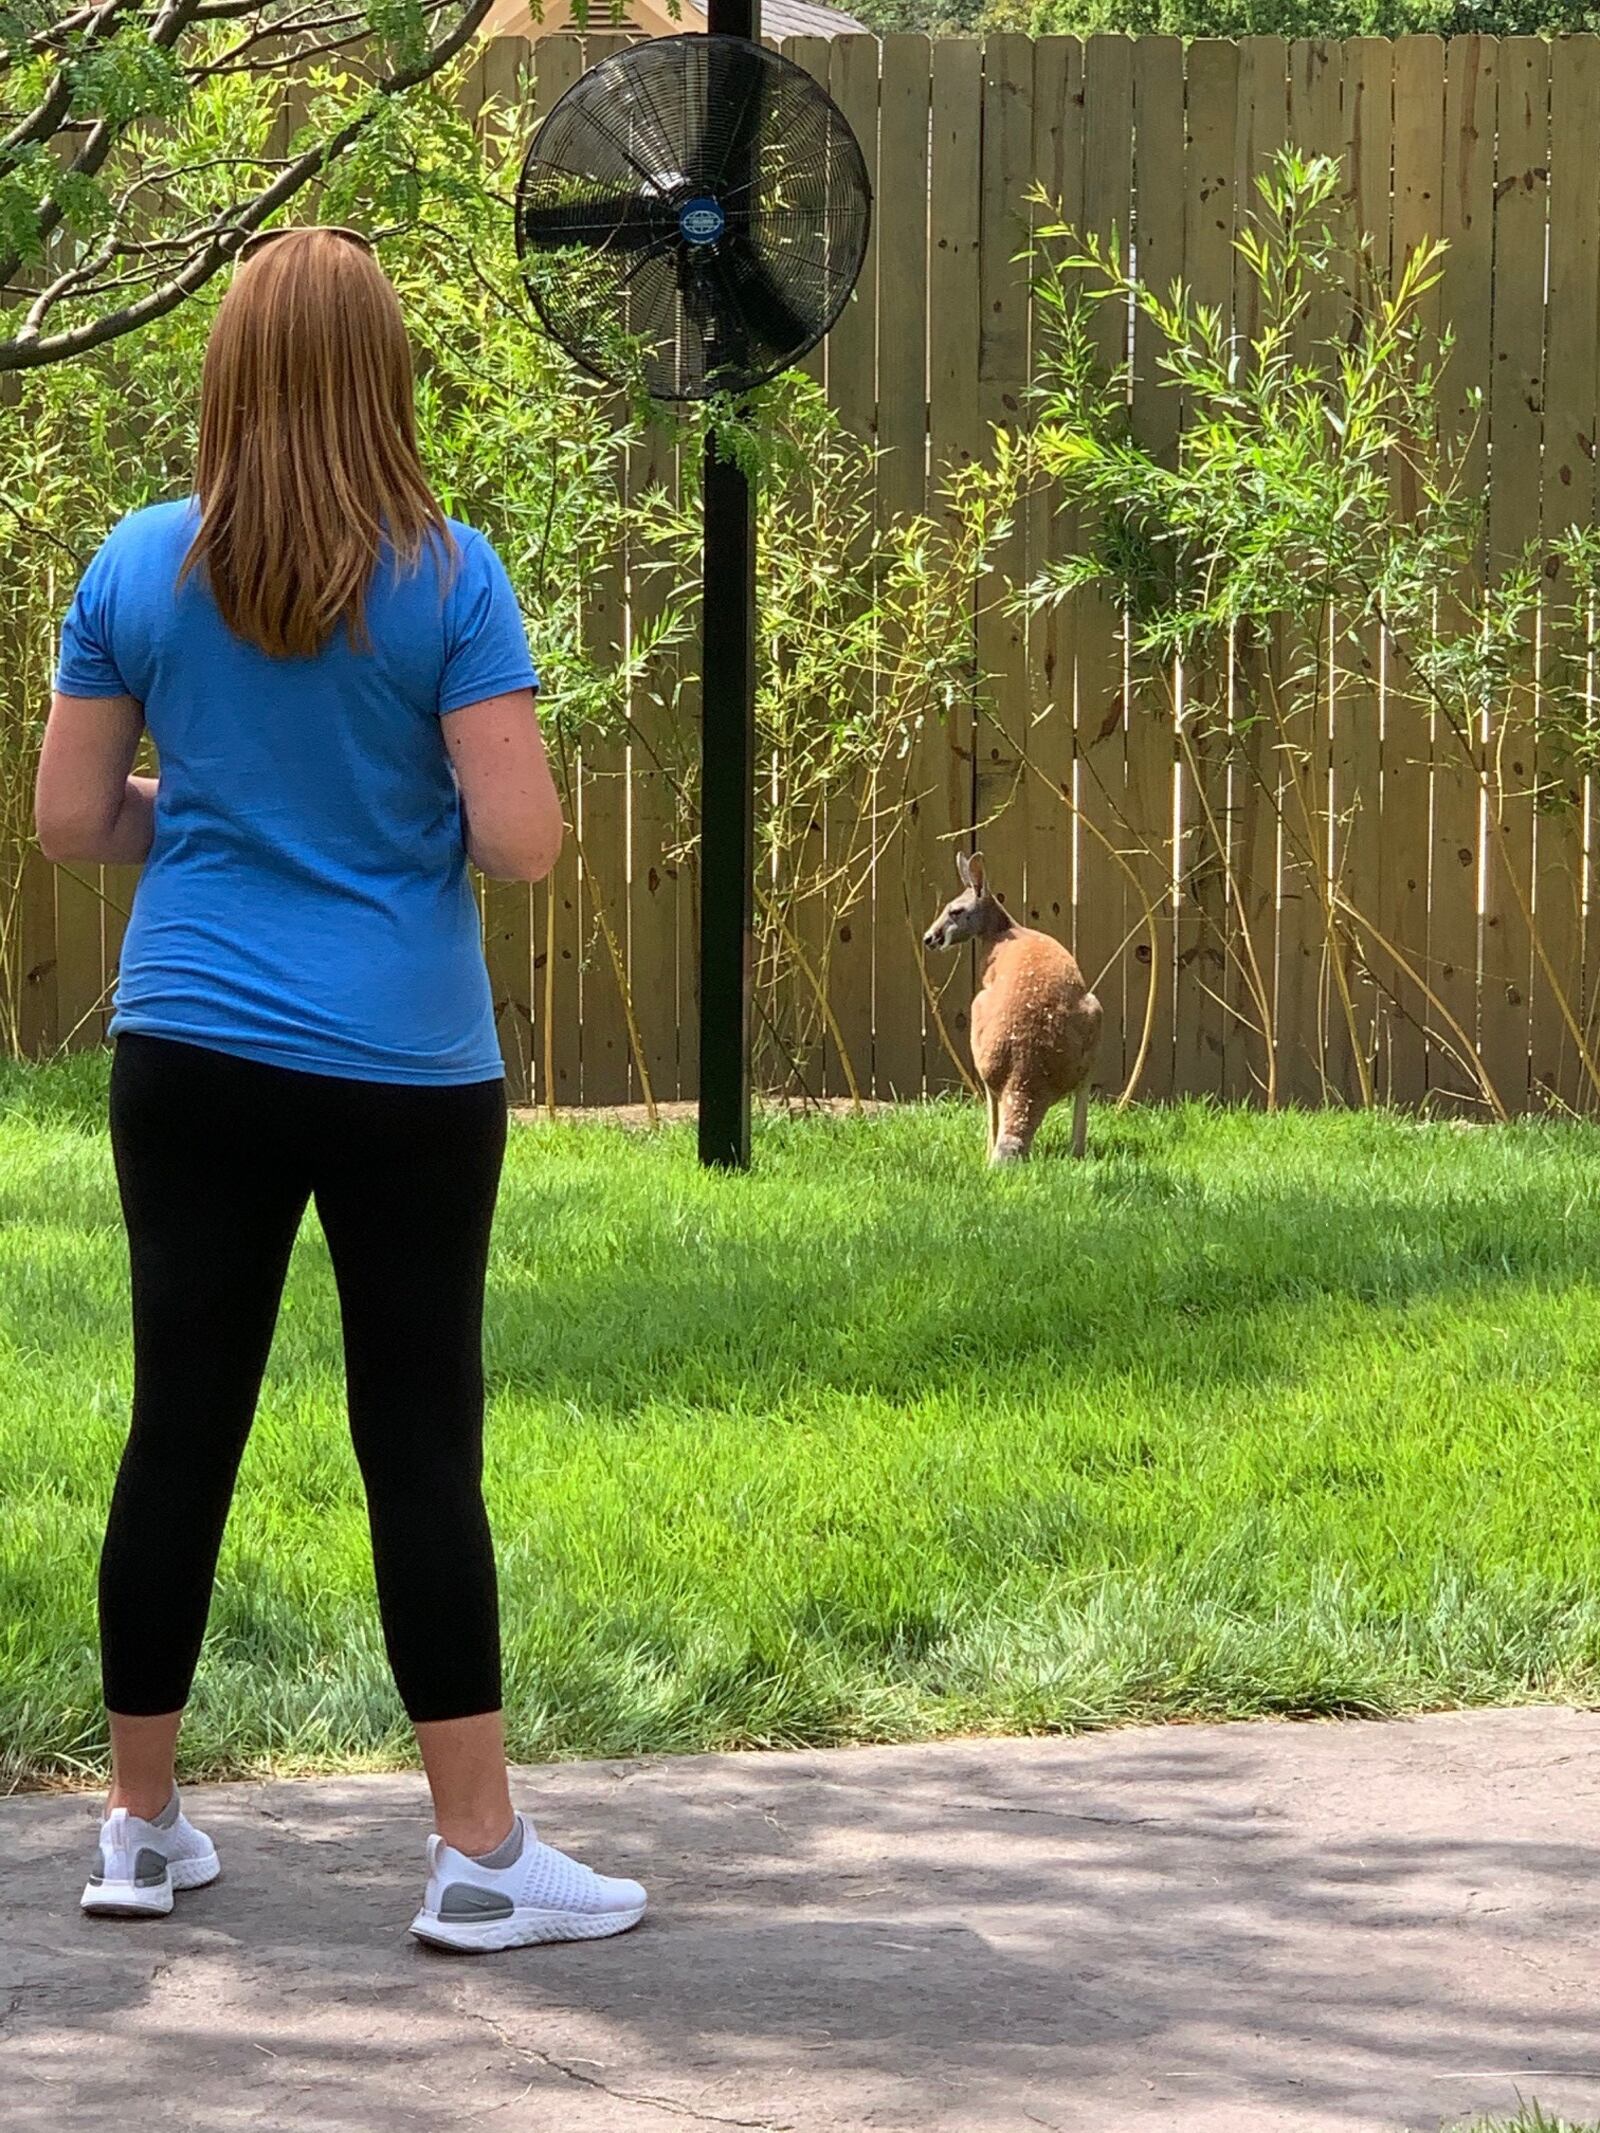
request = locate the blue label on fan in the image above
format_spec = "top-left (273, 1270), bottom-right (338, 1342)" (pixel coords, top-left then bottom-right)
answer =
top-left (678, 196), bottom-right (726, 246)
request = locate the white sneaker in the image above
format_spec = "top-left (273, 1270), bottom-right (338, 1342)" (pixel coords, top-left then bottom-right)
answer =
top-left (81, 1798), bottom-right (221, 1918)
top-left (410, 1814), bottom-right (647, 1953)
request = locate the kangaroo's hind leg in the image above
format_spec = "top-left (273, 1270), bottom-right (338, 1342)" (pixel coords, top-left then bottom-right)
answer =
top-left (1070, 1080), bottom-right (1090, 1159)
top-left (993, 1084), bottom-right (1044, 1164)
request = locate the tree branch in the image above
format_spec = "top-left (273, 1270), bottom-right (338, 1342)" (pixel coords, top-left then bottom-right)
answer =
top-left (0, 0), bottom-right (207, 292)
top-left (0, 0), bottom-right (495, 372)
top-left (0, 0), bottom-right (140, 141)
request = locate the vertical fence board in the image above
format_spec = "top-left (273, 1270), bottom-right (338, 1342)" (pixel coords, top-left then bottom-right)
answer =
top-left (1176, 40), bottom-right (1238, 1102)
top-left (1537, 35), bottom-right (1600, 1115)
top-left (1422, 36), bottom-right (1496, 1114)
top-left (572, 30), bottom-right (635, 1106)
top-left (1282, 41), bottom-right (1344, 1105)
top-left (50, 541), bottom-right (105, 1047)
top-left (1072, 35), bottom-right (1133, 1094)
top-left (828, 36), bottom-right (883, 450)
top-left (976, 34), bottom-right (1034, 982)
top-left (873, 33), bottom-right (934, 1098)
top-left (1289, 39), bottom-right (1343, 347)
top-left (1123, 34), bottom-right (1183, 1103)
top-left (823, 33), bottom-right (881, 1102)
top-left (529, 38), bottom-right (585, 1108)
top-left (1225, 37), bottom-right (1285, 1106)
top-left (775, 30), bottom-right (835, 1098)
top-left (1332, 37), bottom-right (1392, 1109)
top-left (1028, 27), bottom-right (1092, 959)
top-left (627, 405), bottom-right (688, 1107)
top-left (1232, 35), bottom-right (1286, 353)
top-left (925, 37), bottom-right (984, 1088)
top-left (53, 868), bottom-right (104, 1050)
top-left (100, 857), bottom-right (139, 1047)
top-left (789, 26), bottom-right (830, 393)
top-left (1482, 36), bottom-right (1548, 1116)
top-left (17, 852), bottom-right (57, 1059)
top-left (463, 37), bottom-right (536, 1101)
top-left (1382, 34), bottom-right (1445, 1110)
top-left (1023, 36), bottom-right (1085, 1054)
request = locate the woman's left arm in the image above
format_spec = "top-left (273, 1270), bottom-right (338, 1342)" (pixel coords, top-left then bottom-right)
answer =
top-left (34, 693), bottom-right (155, 866)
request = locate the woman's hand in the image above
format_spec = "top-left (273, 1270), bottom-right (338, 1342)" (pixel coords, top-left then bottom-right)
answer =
top-left (35, 693), bottom-right (155, 866)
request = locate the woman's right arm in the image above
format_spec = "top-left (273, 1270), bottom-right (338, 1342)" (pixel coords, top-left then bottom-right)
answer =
top-left (35, 692), bottom-right (155, 866)
top-left (441, 688), bottom-right (563, 885)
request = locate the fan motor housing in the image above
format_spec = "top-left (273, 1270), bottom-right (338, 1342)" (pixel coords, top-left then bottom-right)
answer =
top-left (679, 197), bottom-right (727, 245)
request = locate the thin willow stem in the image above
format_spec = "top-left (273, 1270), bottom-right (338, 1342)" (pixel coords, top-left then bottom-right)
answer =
top-left (568, 821), bottom-right (658, 1127)
top-left (908, 901), bottom-right (981, 1097)
top-left (760, 888), bottom-right (864, 1113)
top-left (1257, 646), bottom-right (1376, 1111)
top-left (1331, 890), bottom-right (1508, 1121)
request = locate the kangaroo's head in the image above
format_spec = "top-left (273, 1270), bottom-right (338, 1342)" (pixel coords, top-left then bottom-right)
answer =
top-left (922, 851), bottom-right (1010, 952)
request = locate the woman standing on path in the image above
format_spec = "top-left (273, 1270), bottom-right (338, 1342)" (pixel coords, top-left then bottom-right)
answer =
top-left (34, 227), bottom-right (646, 1954)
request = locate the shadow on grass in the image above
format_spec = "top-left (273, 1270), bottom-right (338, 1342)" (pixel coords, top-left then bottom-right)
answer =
top-left (7, 1065), bottom-right (1600, 1418)
top-left (477, 1166), bottom-right (1600, 1414)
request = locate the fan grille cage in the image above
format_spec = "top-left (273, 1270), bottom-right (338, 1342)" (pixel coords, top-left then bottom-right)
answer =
top-left (516, 34), bottom-right (872, 401)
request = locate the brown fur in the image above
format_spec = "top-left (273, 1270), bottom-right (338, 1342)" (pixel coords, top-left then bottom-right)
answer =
top-left (923, 852), bottom-right (1103, 1162)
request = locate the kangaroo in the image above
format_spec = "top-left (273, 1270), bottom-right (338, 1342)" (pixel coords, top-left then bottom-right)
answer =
top-left (922, 852), bottom-right (1104, 1161)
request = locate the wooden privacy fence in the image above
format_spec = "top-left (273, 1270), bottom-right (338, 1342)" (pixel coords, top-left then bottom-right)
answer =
top-left (21, 31), bottom-right (1600, 1113)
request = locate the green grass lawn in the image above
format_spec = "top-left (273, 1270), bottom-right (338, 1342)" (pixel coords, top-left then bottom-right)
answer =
top-left (3, 1052), bottom-right (1600, 1787)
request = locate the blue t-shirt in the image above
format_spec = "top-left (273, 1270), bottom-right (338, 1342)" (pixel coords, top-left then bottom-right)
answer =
top-left (55, 498), bottom-right (538, 1085)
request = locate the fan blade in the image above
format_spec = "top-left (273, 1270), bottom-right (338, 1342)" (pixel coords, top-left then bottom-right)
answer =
top-left (520, 190), bottom-right (679, 253)
top-left (693, 38), bottom-right (769, 193)
top-left (704, 242), bottom-right (815, 367)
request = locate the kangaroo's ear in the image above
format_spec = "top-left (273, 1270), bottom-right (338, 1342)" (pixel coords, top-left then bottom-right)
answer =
top-left (967, 852), bottom-right (987, 896)
top-left (956, 851), bottom-right (973, 888)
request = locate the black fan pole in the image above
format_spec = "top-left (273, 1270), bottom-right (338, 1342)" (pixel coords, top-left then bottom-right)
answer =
top-left (697, 0), bottom-right (760, 1170)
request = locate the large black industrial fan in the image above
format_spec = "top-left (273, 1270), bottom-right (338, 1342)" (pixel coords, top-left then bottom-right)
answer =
top-left (515, 14), bottom-right (872, 1165)
top-left (516, 34), bottom-right (869, 401)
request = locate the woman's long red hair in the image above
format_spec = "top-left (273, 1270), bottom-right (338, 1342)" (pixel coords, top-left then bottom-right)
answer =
top-left (181, 229), bottom-right (451, 659)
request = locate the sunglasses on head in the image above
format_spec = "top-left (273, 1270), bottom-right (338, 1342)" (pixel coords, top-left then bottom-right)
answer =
top-left (236, 224), bottom-right (374, 262)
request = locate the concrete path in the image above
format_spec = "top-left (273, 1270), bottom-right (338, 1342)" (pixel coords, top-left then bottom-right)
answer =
top-left (4, 1708), bottom-right (1600, 2132)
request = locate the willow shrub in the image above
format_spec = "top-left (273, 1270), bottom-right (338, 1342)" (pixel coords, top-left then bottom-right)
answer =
top-left (1015, 146), bottom-right (1600, 1116)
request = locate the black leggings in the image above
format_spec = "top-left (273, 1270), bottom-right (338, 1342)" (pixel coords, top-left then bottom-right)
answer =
top-left (103, 1034), bottom-right (507, 1724)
